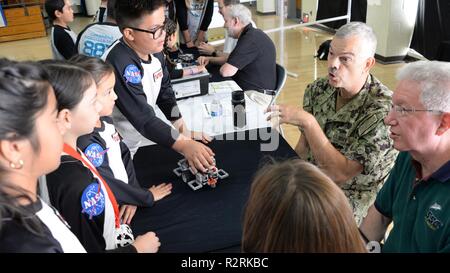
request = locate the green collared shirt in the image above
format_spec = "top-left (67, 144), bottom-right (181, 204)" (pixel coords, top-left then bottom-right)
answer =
top-left (375, 152), bottom-right (450, 253)
top-left (303, 75), bottom-right (398, 225)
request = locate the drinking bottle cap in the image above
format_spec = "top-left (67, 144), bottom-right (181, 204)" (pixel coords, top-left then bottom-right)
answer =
top-left (232, 90), bottom-right (245, 101)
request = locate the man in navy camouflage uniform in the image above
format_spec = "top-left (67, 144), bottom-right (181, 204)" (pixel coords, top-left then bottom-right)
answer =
top-left (267, 22), bottom-right (398, 225)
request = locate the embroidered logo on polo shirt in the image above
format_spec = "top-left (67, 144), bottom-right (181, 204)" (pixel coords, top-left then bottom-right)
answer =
top-left (425, 202), bottom-right (443, 230)
top-left (430, 203), bottom-right (442, 211)
top-left (84, 143), bottom-right (109, 167)
top-left (153, 68), bottom-right (163, 82)
top-left (81, 183), bottom-right (105, 219)
top-left (123, 64), bottom-right (142, 84)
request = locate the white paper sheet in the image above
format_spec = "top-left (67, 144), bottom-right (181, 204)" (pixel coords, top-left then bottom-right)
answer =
top-left (209, 81), bottom-right (242, 94)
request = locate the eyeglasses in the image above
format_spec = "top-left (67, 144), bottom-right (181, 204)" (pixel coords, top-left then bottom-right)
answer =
top-left (127, 22), bottom-right (166, 40)
top-left (388, 104), bottom-right (443, 117)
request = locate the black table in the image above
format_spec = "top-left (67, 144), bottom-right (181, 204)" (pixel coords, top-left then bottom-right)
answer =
top-left (436, 41), bottom-right (450, 62)
top-left (131, 128), bottom-right (298, 252)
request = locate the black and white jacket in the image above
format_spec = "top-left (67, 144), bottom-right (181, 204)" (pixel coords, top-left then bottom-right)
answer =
top-left (46, 153), bottom-right (136, 253)
top-left (50, 25), bottom-right (77, 60)
top-left (0, 198), bottom-right (86, 253)
top-left (76, 22), bottom-right (122, 58)
top-left (77, 117), bottom-right (154, 207)
top-left (103, 38), bottom-right (182, 155)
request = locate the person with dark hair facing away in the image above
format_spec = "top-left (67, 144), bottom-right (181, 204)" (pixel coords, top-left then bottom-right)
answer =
top-left (104, 0), bottom-right (214, 173)
top-left (43, 62), bottom-right (160, 253)
top-left (45, 0), bottom-right (77, 60)
top-left (71, 55), bottom-right (172, 225)
top-left (76, 0), bottom-right (122, 58)
top-left (163, 19), bottom-right (206, 79)
top-left (242, 159), bottom-right (367, 253)
top-left (0, 60), bottom-right (86, 252)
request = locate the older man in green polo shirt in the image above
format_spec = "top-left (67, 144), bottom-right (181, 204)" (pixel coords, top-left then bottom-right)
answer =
top-left (360, 61), bottom-right (450, 252)
top-left (267, 22), bottom-right (398, 225)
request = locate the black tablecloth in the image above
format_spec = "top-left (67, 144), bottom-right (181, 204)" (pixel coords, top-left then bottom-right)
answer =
top-left (131, 128), bottom-right (298, 252)
top-left (436, 41), bottom-right (450, 62)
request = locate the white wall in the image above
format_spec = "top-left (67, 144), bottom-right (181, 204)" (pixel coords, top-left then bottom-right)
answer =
top-left (85, 0), bottom-right (101, 16)
top-left (257, 0), bottom-right (276, 13)
top-left (366, 0), bottom-right (418, 58)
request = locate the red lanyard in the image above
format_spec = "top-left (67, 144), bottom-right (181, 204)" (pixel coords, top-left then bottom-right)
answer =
top-left (63, 143), bottom-right (120, 228)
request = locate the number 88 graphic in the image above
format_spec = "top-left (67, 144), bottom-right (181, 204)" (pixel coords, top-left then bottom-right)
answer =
top-left (83, 41), bottom-right (107, 57)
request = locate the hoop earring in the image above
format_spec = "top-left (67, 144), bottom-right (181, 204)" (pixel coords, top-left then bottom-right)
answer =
top-left (10, 159), bottom-right (24, 169)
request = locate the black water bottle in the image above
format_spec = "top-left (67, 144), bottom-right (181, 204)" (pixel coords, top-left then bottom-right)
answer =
top-left (232, 91), bottom-right (246, 128)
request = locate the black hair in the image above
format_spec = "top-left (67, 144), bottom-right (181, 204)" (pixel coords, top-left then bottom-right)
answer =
top-left (0, 59), bottom-right (52, 235)
top-left (115, 0), bottom-right (165, 31)
top-left (69, 55), bottom-right (114, 85)
top-left (165, 18), bottom-right (177, 37)
top-left (44, 0), bottom-right (66, 23)
top-left (38, 59), bottom-right (67, 66)
top-left (163, 18), bottom-right (177, 54)
top-left (107, 0), bottom-right (117, 20)
top-left (41, 62), bottom-right (94, 111)
top-left (0, 60), bottom-right (51, 153)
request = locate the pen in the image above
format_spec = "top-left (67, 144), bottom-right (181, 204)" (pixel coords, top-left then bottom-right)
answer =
top-left (204, 103), bottom-right (210, 116)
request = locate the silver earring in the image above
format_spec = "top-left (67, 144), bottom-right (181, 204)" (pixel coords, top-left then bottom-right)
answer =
top-left (10, 159), bottom-right (24, 169)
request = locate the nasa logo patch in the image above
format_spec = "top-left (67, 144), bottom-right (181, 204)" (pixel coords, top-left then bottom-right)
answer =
top-left (153, 68), bottom-right (163, 82)
top-left (123, 64), bottom-right (142, 84)
top-left (81, 183), bottom-right (105, 218)
top-left (84, 143), bottom-right (107, 167)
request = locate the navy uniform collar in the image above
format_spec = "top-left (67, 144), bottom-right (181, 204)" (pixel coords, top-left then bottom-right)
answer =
top-left (327, 74), bottom-right (373, 122)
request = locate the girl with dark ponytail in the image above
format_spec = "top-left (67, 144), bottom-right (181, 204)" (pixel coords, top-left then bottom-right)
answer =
top-left (0, 60), bottom-right (85, 252)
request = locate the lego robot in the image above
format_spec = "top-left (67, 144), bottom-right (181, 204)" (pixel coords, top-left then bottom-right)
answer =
top-left (176, 53), bottom-right (197, 67)
top-left (173, 158), bottom-right (229, 191)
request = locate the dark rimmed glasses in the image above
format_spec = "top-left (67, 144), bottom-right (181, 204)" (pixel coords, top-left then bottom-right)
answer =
top-left (388, 104), bottom-right (443, 117)
top-left (126, 21), bottom-right (166, 40)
